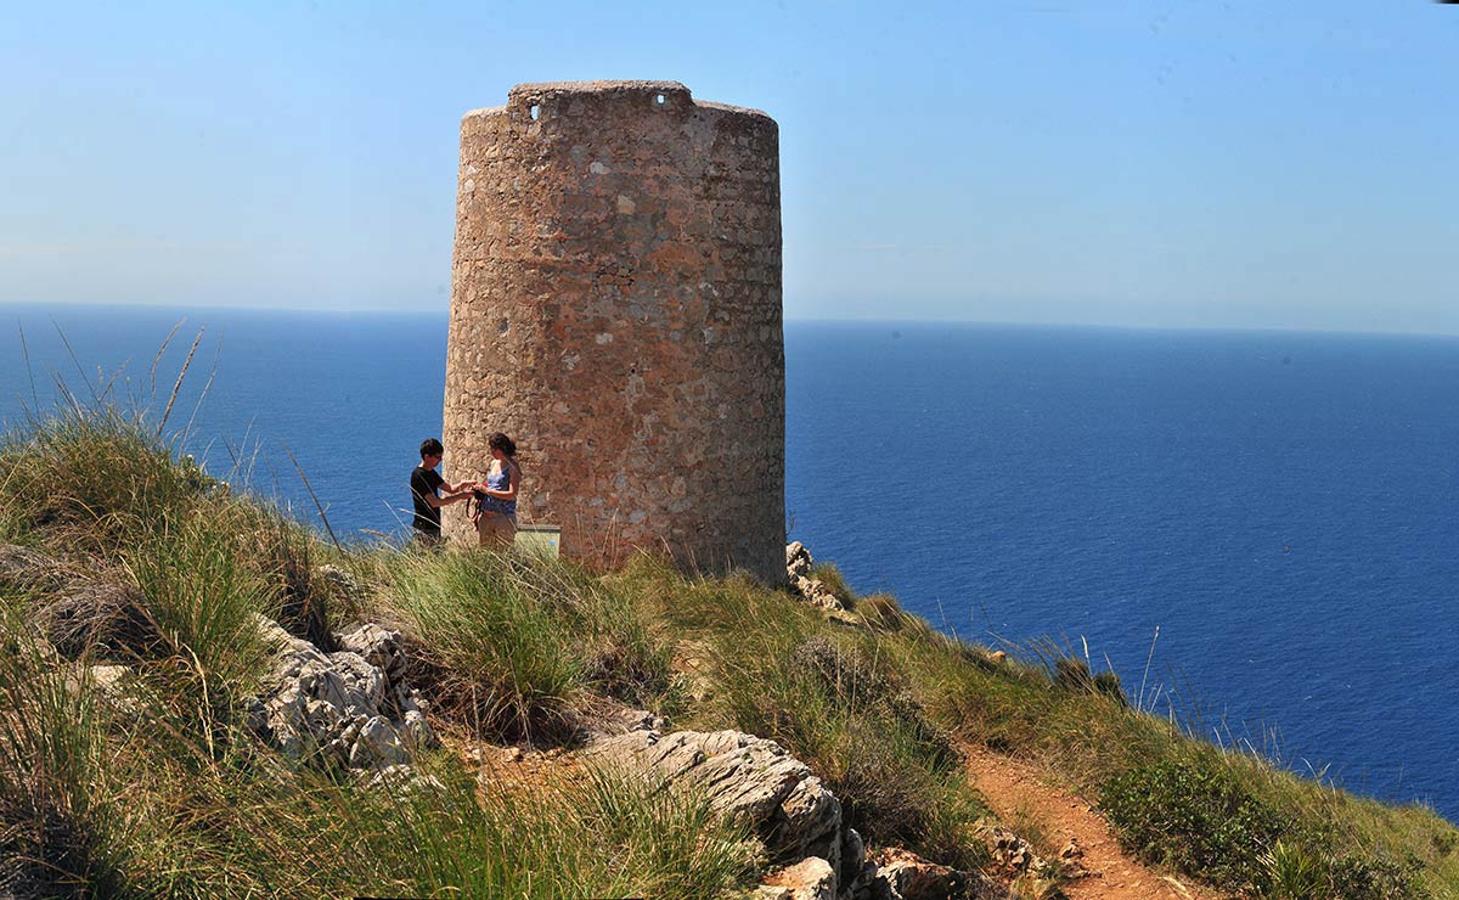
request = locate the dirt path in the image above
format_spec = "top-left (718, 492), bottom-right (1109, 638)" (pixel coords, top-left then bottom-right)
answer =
top-left (963, 746), bottom-right (1224, 900)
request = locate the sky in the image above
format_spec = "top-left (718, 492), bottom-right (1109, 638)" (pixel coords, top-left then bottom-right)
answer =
top-left (1, 1), bottom-right (1456, 332)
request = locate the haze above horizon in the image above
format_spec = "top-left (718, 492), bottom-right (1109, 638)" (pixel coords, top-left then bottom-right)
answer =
top-left (2, 2), bottom-right (1455, 333)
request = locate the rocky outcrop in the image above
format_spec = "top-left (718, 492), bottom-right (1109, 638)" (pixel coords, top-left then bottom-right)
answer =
top-left (584, 728), bottom-right (845, 872)
top-left (579, 723), bottom-right (996, 899)
top-left (844, 847), bottom-right (991, 900)
top-left (987, 826), bottom-right (1047, 878)
top-left (760, 856), bottom-right (837, 900)
top-left (248, 616), bottom-right (435, 771)
top-left (786, 542), bottom-right (845, 611)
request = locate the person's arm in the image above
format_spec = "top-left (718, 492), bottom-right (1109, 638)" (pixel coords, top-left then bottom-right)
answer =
top-left (423, 491), bottom-right (471, 509)
top-left (412, 471), bottom-right (468, 509)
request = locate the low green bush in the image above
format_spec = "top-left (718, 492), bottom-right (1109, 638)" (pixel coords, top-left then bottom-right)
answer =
top-left (1100, 756), bottom-right (1289, 891)
top-left (0, 611), bottom-right (127, 897)
top-left (0, 408), bottom-right (216, 556)
top-left (385, 550), bottom-right (585, 740)
top-left (124, 510), bottom-right (274, 689)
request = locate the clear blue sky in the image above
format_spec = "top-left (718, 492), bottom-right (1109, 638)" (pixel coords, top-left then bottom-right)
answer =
top-left (2, 1), bottom-right (1455, 332)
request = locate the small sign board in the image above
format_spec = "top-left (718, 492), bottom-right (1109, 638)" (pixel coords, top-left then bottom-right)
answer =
top-left (514, 523), bottom-right (562, 559)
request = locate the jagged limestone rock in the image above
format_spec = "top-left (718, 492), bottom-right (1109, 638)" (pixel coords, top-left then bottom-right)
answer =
top-left (785, 542), bottom-right (844, 611)
top-left (786, 541), bottom-right (813, 581)
top-left (584, 728), bottom-right (843, 873)
top-left (336, 623), bottom-right (405, 681)
top-left (364, 763), bottom-right (446, 795)
top-left (250, 615), bottom-right (435, 770)
top-left (759, 856), bottom-right (836, 900)
top-left (849, 848), bottom-right (970, 900)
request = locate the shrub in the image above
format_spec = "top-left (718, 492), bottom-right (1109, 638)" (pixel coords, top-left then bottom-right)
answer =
top-left (1052, 657), bottom-right (1127, 706)
top-left (0, 613), bottom-right (127, 897)
top-left (1260, 840), bottom-right (1328, 899)
top-left (124, 511), bottom-right (274, 689)
top-left (217, 501), bottom-right (339, 650)
top-left (696, 618), bottom-right (988, 870)
top-left (0, 409), bottom-right (215, 556)
top-left (1100, 757), bottom-right (1289, 891)
top-left (386, 550), bottom-right (584, 740)
top-left (808, 562), bottom-right (854, 605)
top-left (857, 592), bottom-right (906, 631)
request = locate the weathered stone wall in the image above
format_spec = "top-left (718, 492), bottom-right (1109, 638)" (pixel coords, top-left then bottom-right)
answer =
top-left (443, 80), bottom-right (784, 584)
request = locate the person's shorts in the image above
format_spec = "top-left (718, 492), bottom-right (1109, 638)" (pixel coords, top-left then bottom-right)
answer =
top-left (476, 510), bottom-right (517, 545)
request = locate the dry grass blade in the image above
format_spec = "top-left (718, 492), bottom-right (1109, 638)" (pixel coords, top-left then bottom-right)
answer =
top-left (50, 318), bottom-right (101, 407)
top-left (149, 317), bottom-right (185, 397)
top-left (17, 321), bottom-right (39, 409)
top-left (157, 327), bottom-right (203, 436)
top-left (283, 444), bottom-right (341, 552)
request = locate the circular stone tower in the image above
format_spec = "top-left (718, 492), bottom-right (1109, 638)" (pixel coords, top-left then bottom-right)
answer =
top-left (442, 80), bottom-right (784, 584)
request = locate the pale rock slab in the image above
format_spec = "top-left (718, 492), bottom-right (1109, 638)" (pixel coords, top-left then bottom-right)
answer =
top-left (249, 615), bottom-right (435, 770)
top-left (583, 728), bottom-right (843, 871)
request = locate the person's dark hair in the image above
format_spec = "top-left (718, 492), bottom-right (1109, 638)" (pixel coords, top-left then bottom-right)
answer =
top-left (420, 438), bottom-right (444, 458)
top-left (487, 432), bottom-right (516, 458)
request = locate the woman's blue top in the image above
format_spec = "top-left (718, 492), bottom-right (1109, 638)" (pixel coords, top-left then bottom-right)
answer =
top-left (481, 463), bottom-right (516, 517)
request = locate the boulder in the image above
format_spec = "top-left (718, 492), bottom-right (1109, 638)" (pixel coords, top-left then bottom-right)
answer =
top-left (786, 542), bottom-right (813, 581)
top-left (249, 615), bottom-right (435, 770)
top-left (874, 848), bottom-right (964, 900)
top-left (785, 542), bottom-right (845, 611)
top-left (849, 848), bottom-right (967, 900)
top-left (584, 729), bottom-right (842, 871)
top-left (759, 856), bottom-right (836, 900)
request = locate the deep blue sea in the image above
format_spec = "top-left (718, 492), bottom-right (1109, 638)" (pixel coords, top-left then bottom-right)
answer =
top-left (3, 304), bottom-right (1457, 819)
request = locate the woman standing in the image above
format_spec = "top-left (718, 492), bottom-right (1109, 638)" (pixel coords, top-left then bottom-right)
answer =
top-left (474, 432), bottom-right (521, 547)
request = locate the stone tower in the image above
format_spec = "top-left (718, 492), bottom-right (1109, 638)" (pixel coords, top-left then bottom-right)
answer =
top-left (442, 80), bottom-right (784, 584)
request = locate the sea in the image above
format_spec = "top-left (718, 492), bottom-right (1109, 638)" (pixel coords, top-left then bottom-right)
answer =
top-left (3, 303), bottom-right (1457, 819)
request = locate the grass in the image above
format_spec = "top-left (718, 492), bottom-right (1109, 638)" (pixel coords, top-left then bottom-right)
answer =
top-left (382, 549), bottom-right (675, 741)
top-left (5, 403), bottom-right (1459, 898)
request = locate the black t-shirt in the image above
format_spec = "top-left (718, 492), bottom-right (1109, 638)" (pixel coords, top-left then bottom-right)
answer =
top-left (410, 466), bottom-right (446, 535)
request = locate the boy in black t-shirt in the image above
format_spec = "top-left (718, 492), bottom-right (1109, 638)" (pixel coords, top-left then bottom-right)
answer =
top-left (410, 438), bottom-right (471, 545)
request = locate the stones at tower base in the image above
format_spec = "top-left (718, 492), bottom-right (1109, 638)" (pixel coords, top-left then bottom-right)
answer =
top-left (786, 541), bottom-right (846, 611)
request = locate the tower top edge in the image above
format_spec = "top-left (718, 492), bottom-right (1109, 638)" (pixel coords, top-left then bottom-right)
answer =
top-left (510, 79), bottom-right (691, 98)
top-left (462, 81), bottom-right (775, 125)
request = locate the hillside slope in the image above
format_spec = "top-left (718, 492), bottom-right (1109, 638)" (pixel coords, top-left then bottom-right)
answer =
top-left (2, 408), bottom-right (1456, 898)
